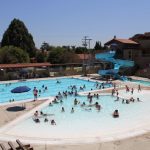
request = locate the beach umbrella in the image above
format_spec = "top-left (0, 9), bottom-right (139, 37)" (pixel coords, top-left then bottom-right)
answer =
top-left (11, 86), bottom-right (31, 93)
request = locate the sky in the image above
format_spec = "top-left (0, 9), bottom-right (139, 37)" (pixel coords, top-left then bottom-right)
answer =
top-left (0, 0), bottom-right (150, 48)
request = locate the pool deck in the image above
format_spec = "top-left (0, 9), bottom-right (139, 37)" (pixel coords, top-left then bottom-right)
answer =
top-left (0, 75), bottom-right (150, 150)
top-left (0, 100), bottom-right (46, 127)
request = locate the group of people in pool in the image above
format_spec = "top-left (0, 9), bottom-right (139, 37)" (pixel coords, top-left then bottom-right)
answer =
top-left (33, 110), bottom-right (56, 125)
top-left (32, 80), bottom-right (122, 124)
top-left (125, 84), bottom-right (141, 94)
top-left (94, 81), bottom-right (113, 90)
top-left (34, 80), bottom-right (144, 123)
top-left (49, 90), bottom-right (102, 113)
top-left (112, 84), bottom-right (142, 105)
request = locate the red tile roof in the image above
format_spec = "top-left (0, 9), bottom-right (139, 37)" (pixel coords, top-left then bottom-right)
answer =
top-left (0, 63), bottom-right (84, 69)
top-left (105, 38), bottom-right (139, 45)
top-left (77, 54), bottom-right (91, 60)
top-left (0, 63), bottom-right (51, 69)
top-left (115, 38), bottom-right (138, 44)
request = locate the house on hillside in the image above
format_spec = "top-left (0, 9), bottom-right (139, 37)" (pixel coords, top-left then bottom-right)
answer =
top-left (104, 33), bottom-right (150, 68)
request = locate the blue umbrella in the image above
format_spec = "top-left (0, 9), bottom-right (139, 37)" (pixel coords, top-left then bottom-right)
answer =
top-left (11, 86), bottom-right (31, 93)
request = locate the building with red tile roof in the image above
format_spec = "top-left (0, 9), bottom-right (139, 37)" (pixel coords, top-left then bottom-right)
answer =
top-left (104, 34), bottom-right (150, 68)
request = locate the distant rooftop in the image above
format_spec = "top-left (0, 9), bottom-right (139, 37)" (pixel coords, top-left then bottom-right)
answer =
top-left (131, 32), bottom-right (150, 40)
top-left (0, 62), bottom-right (85, 69)
top-left (105, 38), bottom-right (139, 45)
top-left (77, 54), bottom-right (91, 60)
top-left (115, 38), bottom-right (138, 44)
top-left (0, 63), bottom-right (51, 69)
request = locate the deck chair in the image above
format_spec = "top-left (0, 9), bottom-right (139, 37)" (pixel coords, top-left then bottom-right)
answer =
top-left (0, 143), bottom-right (7, 150)
top-left (16, 140), bottom-right (33, 150)
top-left (8, 141), bottom-right (16, 150)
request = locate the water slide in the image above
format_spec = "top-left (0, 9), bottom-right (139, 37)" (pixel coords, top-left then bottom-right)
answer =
top-left (95, 51), bottom-right (134, 80)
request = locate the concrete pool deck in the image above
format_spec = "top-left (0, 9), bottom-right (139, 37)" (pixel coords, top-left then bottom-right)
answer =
top-left (0, 99), bottom-right (47, 127)
top-left (0, 76), bottom-right (149, 150)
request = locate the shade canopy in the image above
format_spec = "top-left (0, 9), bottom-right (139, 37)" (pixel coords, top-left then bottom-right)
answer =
top-left (11, 86), bottom-right (31, 93)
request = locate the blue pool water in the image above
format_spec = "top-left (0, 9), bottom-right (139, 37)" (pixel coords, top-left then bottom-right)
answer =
top-left (6, 89), bottom-right (150, 140)
top-left (130, 79), bottom-right (150, 86)
top-left (0, 78), bottom-right (112, 103)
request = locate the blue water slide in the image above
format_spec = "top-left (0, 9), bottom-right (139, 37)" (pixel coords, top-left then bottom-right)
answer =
top-left (95, 51), bottom-right (134, 80)
top-left (95, 51), bottom-right (115, 60)
top-left (115, 59), bottom-right (134, 67)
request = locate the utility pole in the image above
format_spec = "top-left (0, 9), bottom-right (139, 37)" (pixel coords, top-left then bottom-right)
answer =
top-left (82, 36), bottom-right (88, 63)
top-left (82, 36), bottom-right (92, 76)
top-left (87, 38), bottom-right (92, 64)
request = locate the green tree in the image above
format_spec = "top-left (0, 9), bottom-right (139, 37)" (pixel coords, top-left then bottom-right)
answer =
top-left (47, 47), bottom-right (77, 64)
top-left (47, 47), bottom-right (64, 64)
top-left (94, 41), bottom-right (102, 50)
top-left (40, 42), bottom-right (50, 51)
top-left (75, 47), bottom-right (87, 54)
top-left (36, 51), bottom-right (45, 62)
top-left (0, 46), bottom-right (29, 64)
top-left (1, 18), bottom-right (36, 57)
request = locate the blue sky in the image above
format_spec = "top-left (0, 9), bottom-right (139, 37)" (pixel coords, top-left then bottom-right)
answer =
top-left (0, 0), bottom-right (150, 48)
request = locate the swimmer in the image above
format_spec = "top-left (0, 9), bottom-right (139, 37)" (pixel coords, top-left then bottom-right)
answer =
top-left (56, 80), bottom-right (61, 84)
top-left (34, 111), bottom-right (39, 117)
top-left (137, 97), bottom-right (141, 102)
top-left (74, 90), bottom-right (78, 96)
top-left (49, 102), bottom-right (53, 106)
top-left (51, 119), bottom-right (56, 125)
top-left (71, 107), bottom-right (74, 113)
top-left (131, 88), bottom-right (134, 94)
top-left (89, 96), bottom-right (93, 104)
top-left (53, 98), bottom-right (59, 104)
top-left (138, 84), bottom-right (141, 92)
top-left (34, 118), bottom-right (40, 123)
top-left (126, 99), bottom-right (130, 104)
top-left (81, 102), bottom-right (86, 107)
top-left (44, 118), bottom-right (48, 122)
top-left (61, 107), bottom-right (65, 112)
top-left (40, 111), bottom-right (44, 115)
top-left (122, 99), bottom-right (125, 104)
top-left (113, 109), bottom-right (119, 118)
top-left (96, 94), bottom-right (99, 99)
top-left (96, 104), bottom-right (101, 111)
top-left (80, 86), bottom-right (84, 91)
top-left (87, 92), bottom-right (91, 99)
top-left (74, 98), bottom-right (78, 105)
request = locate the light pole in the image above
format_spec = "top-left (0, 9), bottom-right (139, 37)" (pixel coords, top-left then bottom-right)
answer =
top-left (82, 36), bottom-right (92, 76)
top-left (82, 36), bottom-right (88, 76)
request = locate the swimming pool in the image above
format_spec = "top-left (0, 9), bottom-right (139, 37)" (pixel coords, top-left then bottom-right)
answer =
top-left (130, 79), bottom-right (150, 86)
top-left (3, 89), bottom-right (150, 143)
top-left (0, 78), bottom-right (112, 103)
